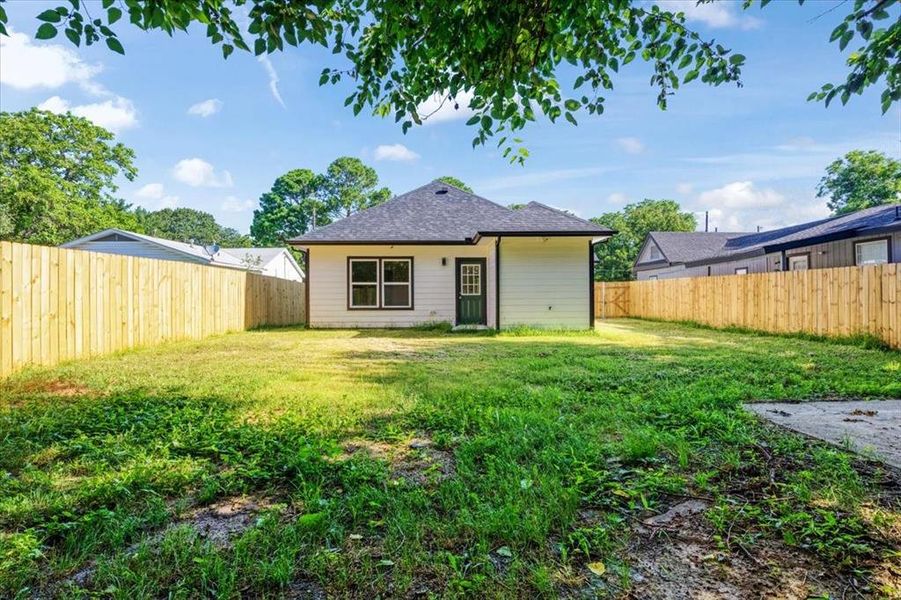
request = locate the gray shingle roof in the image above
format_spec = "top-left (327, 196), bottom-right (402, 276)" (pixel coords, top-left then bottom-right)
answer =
top-left (289, 180), bottom-right (613, 244)
top-left (640, 204), bottom-right (901, 268)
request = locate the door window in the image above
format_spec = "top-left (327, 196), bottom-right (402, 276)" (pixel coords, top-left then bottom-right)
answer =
top-left (788, 255), bottom-right (809, 271)
top-left (460, 264), bottom-right (481, 295)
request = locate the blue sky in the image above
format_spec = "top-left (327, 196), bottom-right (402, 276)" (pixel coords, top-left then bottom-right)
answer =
top-left (1, 0), bottom-right (898, 234)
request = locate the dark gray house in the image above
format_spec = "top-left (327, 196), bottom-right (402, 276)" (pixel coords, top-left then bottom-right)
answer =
top-left (634, 204), bottom-right (901, 280)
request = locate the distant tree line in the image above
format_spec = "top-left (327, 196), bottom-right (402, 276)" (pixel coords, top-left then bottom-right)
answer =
top-left (3, 109), bottom-right (898, 278)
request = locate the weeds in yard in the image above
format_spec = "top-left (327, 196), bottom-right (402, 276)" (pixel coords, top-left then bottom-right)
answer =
top-left (0, 320), bottom-right (899, 597)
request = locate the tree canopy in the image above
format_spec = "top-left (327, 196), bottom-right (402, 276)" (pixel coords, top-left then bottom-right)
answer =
top-left (251, 157), bottom-right (391, 245)
top-left (816, 150), bottom-right (901, 216)
top-left (436, 176), bottom-right (473, 193)
top-left (3, 0), bottom-right (896, 161)
top-left (591, 199), bottom-right (697, 281)
top-left (0, 109), bottom-right (140, 245)
top-left (138, 207), bottom-right (252, 247)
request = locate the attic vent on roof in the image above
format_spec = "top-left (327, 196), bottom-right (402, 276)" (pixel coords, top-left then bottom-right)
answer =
top-left (435, 189), bottom-right (448, 195)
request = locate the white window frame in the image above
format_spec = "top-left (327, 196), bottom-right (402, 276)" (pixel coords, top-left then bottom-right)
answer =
top-left (460, 263), bottom-right (482, 296)
top-left (381, 258), bottom-right (413, 309)
top-left (788, 255), bottom-right (809, 271)
top-left (348, 258), bottom-right (380, 308)
top-left (734, 267), bottom-right (748, 275)
top-left (854, 239), bottom-right (889, 266)
top-left (647, 275), bottom-right (658, 281)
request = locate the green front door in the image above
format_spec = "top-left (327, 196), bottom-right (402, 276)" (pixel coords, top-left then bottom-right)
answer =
top-left (456, 258), bottom-right (486, 326)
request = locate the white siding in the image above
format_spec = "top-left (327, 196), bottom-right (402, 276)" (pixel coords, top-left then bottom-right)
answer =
top-left (261, 253), bottom-right (304, 282)
top-left (64, 240), bottom-right (209, 264)
top-left (499, 236), bottom-right (591, 329)
top-left (308, 242), bottom-right (496, 328)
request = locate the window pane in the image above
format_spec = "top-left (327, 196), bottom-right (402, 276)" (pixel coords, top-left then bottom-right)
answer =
top-left (856, 240), bottom-right (888, 265)
top-left (383, 260), bottom-right (410, 283)
top-left (383, 284), bottom-right (410, 307)
top-left (351, 260), bottom-right (378, 282)
top-left (351, 284), bottom-right (378, 307)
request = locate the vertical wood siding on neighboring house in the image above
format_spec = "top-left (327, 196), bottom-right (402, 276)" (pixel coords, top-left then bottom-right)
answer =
top-left (308, 242), bottom-right (496, 328)
top-left (499, 236), bottom-right (592, 328)
top-left (64, 240), bottom-right (210, 264)
top-left (636, 231), bottom-right (900, 280)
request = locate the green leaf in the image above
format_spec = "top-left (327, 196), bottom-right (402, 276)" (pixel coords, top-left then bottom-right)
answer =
top-left (465, 115), bottom-right (480, 126)
top-left (222, 44), bottom-right (234, 59)
top-left (564, 99), bottom-right (580, 111)
top-left (729, 54), bottom-right (745, 65)
top-left (480, 115), bottom-right (493, 131)
top-left (105, 36), bottom-right (124, 54)
top-left (564, 111), bottom-right (577, 126)
top-left (65, 28), bottom-right (80, 46)
top-left (683, 69), bottom-right (699, 84)
top-left (36, 23), bottom-right (58, 39)
top-left (254, 38), bottom-right (266, 56)
top-left (108, 7), bottom-right (122, 24)
top-left (37, 9), bottom-right (62, 23)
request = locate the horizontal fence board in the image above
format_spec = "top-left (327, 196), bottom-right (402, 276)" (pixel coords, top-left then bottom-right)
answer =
top-left (596, 264), bottom-right (900, 348)
top-left (0, 242), bottom-right (305, 377)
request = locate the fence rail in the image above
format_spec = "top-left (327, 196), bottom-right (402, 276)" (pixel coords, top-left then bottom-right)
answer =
top-left (0, 241), bottom-right (305, 378)
top-left (595, 264), bottom-right (899, 348)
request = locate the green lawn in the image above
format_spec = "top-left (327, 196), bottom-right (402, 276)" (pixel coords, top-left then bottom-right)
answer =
top-left (1, 320), bottom-right (899, 598)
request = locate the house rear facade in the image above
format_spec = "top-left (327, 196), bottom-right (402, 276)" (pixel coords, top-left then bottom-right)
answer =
top-left (634, 205), bottom-right (901, 280)
top-left (290, 181), bottom-right (614, 329)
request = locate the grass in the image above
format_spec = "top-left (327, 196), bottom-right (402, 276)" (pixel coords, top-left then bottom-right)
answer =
top-left (0, 319), bottom-right (899, 598)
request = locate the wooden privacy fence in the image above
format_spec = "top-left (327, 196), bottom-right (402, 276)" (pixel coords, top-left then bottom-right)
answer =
top-left (595, 264), bottom-right (899, 348)
top-left (0, 241), bottom-right (305, 378)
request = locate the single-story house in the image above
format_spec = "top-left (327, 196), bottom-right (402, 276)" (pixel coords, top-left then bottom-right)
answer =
top-left (634, 204), bottom-right (901, 280)
top-left (61, 228), bottom-right (305, 281)
top-left (288, 180), bottom-right (614, 329)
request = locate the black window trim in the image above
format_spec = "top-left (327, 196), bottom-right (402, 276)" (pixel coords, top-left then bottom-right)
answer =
top-left (853, 236), bottom-right (892, 266)
top-left (347, 256), bottom-right (414, 310)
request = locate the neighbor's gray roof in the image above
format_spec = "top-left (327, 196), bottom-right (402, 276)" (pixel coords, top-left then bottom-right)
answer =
top-left (289, 180), bottom-right (613, 244)
top-left (639, 204), bottom-right (901, 269)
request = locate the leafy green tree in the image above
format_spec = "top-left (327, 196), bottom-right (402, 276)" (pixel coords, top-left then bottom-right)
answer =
top-left (321, 157), bottom-right (391, 219)
top-left (5, 1), bottom-right (895, 160)
top-left (139, 207), bottom-right (250, 246)
top-left (0, 109), bottom-right (139, 245)
top-left (250, 169), bottom-right (324, 246)
top-left (591, 199), bottom-right (697, 281)
top-left (437, 176), bottom-right (473, 193)
top-left (816, 150), bottom-right (901, 216)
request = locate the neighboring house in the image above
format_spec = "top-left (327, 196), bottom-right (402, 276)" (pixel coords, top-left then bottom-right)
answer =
top-left (634, 204), bottom-right (901, 280)
top-left (61, 228), bottom-right (304, 281)
top-left (220, 248), bottom-right (304, 282)
top-left (289, 180), bottom-right (614, 329)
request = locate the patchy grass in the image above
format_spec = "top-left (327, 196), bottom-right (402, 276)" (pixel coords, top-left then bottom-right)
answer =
top-left (0, 319), bottom-right (899, 598)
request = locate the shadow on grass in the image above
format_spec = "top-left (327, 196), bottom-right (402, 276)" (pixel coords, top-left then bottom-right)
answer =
top-left (1, 323), bottom-right (899, 596)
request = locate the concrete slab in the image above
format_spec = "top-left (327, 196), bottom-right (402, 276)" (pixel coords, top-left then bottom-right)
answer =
top-left (744, 399), bottom-right (901, 470)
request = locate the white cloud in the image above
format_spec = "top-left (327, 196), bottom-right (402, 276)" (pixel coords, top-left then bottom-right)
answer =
top-left (691, 181), bottom-right (830, 232)
top-left (136, 183), bottom-right (165, 199)
top-left (416, 90), bottom-right (475, 124)
top-left (258, 56), bottom-right (285, 108)
top-left (172, 158), bottom-right (234, 188)
top-left (158, 196), bottom-right (180, 209)
top-left (480, 167), bottom-right (608, 192)
top-left (698, 181), bottom-right (784, 209)
top-left (655, 0), bottom-right (762, 30)
top-left (221, 196), bottom-right (255, 212)
top-left (37, 95), bottom-right (138, 132)
top-left (615, 137), bottom-right (645, 155)
top-left (607, 192), bottom-right (629, 205)
top-left (187, 98), bottom-right (223, 117)
top-left (0, 29), bottom-right (101, 90)
top-left (676, 182), bottom-right (694, 195)
top-left (373, 144), bottom-right (420, 162)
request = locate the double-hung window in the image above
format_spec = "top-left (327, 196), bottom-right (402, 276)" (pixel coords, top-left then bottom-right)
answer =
top-left (348, 257), bottom-right (413, 309)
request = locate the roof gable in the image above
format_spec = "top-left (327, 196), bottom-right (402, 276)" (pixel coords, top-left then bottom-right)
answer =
top-left (290, 180), bottom-right (613, 244)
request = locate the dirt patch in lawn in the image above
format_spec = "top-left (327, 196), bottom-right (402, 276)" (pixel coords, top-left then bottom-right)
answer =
top-left (569, 500), bottom-right (856, 599)
top-left (177, 495), bottom-right (277, 546)
top-left (339, 435), bottom-right (456, 486)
